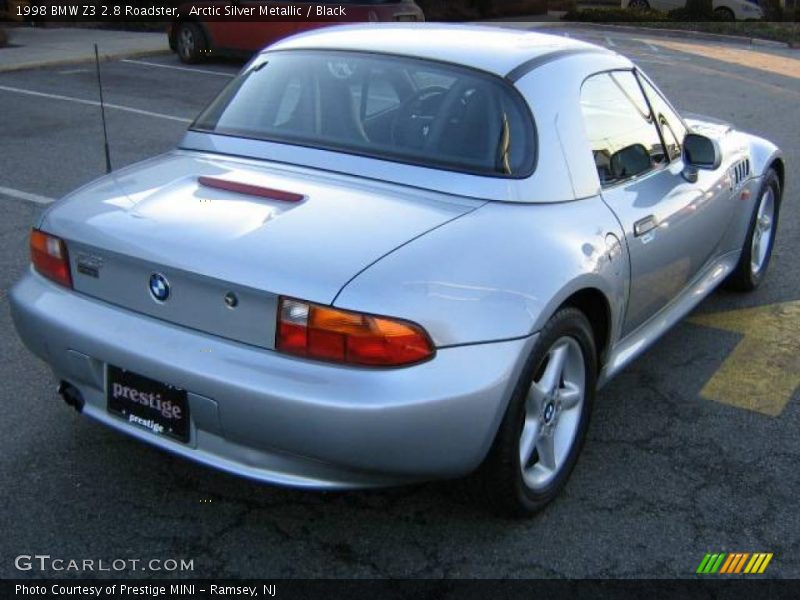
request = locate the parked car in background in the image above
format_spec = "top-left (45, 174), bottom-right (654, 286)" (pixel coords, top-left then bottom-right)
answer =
top-left (622, 0), bottom-right (764, 20)
top-left (169, 0), bottom-right (424, 63)
top-left (1, 0), bottom-right (29, 20)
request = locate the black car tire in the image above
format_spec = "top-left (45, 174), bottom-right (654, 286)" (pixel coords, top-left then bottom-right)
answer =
top-left (176, 22), bottom-right (207, 64)
top-left (724, 169), bottom-right (781, 292)
top-left (714, 7), bottom-right (736, 20)
top-left (476, 307), bottom-right (597, 517)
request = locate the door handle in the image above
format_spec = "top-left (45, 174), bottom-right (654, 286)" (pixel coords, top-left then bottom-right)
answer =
top-left (634, 215), bottom-right (657, 237)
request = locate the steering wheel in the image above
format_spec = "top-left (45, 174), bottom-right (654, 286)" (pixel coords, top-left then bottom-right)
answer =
top-left (390, 86), bottom-right (449, 147)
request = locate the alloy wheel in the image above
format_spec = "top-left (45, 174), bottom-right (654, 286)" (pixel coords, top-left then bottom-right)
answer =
top-left (519, 336), bottom-right (586, 490)
top-left (179, 27), bottom-right (195, 61)
top-left (751, 186), bottom-right (775, 276)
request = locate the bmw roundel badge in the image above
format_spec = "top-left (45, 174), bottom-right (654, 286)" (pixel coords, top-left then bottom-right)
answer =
top-left (149, 273), bottom-right (170, 302)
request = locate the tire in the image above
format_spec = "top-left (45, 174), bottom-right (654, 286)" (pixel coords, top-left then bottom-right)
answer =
top-left (476, 307), bottom-right (597, 517)
top-left (176, 22), bottom-right (207, 64)
top-left (724, 169), bottom-right (781, 292)
top-left (714, 7), bottom-right (736, 20)
top-left (628, 0), bottom-right (650, 8)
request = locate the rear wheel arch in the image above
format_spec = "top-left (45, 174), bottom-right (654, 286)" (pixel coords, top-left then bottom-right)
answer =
top-left (559, 288), bottom-right (612, 369)
top-left (171, 17), bottom-right (210, 38)
top-left (170, 18), bottom-right (189, 47)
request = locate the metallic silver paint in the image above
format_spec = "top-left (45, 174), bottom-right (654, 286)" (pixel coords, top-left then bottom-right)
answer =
top-left (270, 23), bottom-right (602, 80)
top-left (334, 195), bottom-right (629, 347)
top-left (43, 152), bottom-right (480, 348)
top-left (598, 250), bottom-right (741, 387)
top-left (11, 270), bottom-right (536, 485)
top-left (9, 25), bottom-right (784, 488)
top-left (601, 158), bottom-right (733, 335)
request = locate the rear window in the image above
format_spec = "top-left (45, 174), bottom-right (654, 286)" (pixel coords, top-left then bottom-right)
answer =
top-left (192, 50), bottom-right (536, 178)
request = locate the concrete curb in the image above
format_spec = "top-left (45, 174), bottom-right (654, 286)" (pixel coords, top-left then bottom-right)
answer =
top-left (0, 47), bottom-right (169, 73)
top-left (560, 21), bottom-right (795, 49)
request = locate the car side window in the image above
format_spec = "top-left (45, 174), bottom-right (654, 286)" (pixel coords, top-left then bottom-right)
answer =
top-left (580, 71), bottom-right (666, 186)
top-left (638, 74), bottom-right (687, 162)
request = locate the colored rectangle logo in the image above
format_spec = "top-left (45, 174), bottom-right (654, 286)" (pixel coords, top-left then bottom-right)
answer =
top-left (697, 552), bottom-right (773, 575)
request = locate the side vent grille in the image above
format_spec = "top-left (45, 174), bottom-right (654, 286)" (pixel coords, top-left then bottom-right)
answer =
top-left (731, 158), bottom-right (751, 187)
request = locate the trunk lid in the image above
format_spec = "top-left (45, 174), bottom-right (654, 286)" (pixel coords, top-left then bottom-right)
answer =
top-left (43, 151), bottom-right (481, 349)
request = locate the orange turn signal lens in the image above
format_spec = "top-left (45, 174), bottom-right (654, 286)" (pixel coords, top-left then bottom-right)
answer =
top-left (30, 229), bottom-right (72, 288)
top-left (276, 297), bottom-right (434, 367)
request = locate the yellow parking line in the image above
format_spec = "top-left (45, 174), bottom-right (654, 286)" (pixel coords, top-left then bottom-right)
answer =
top-left (689, 301), bottom-right (800, 416)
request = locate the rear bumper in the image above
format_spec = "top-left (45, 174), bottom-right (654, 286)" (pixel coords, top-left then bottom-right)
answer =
top-left (10, 270), bottom-right (533, 488)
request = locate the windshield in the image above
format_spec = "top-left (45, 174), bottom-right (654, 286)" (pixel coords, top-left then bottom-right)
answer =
top-left (192, 50), bottom-right (536, 178)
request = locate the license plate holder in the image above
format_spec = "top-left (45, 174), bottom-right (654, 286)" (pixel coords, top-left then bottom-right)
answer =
top-left (106, 365), bottom-right (190, 443)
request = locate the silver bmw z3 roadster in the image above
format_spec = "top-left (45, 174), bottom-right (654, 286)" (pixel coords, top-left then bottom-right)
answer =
top-left (10, 24), bottom-right (785, 515)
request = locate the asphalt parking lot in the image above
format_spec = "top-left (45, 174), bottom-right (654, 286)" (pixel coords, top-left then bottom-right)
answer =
top-left (1, 26), bottom-right (799, 579)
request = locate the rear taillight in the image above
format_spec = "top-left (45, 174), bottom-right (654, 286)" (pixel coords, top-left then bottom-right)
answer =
top-left (30, 229), bottom-right (72, 288)
top-left (276, 297), bottom-right (434, 367)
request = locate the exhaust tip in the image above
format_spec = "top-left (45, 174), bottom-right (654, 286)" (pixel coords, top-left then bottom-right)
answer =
top-left (57, 381), bottom-right (84, 413)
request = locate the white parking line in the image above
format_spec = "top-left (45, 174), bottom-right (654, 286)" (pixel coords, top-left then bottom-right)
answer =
top-left (121, 59), bottom-right (236, 78)
top-left (0, 85), bottom-right (192, 123)
top-left (604, 36), bottom-right (617, 48)
top-left (0, 185), bottom-right (55, 205)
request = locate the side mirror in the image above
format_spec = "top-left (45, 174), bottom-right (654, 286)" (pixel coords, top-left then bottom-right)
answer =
top-left (609, 143), bottom-right (651, 181)
top-left (683, 133), bottom-right (722, 170)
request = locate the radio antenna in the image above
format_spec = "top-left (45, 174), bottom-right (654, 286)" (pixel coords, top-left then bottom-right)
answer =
top-left (94, 44), bottom-right (112, 174)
